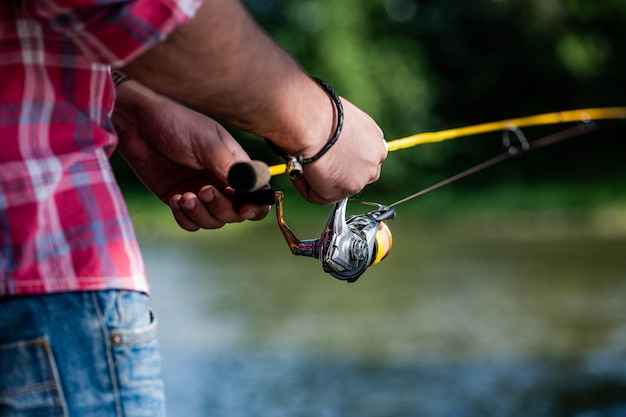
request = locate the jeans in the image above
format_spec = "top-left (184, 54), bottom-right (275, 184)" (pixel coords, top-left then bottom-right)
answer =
top-left (0, 291), bottom-right (165, 417)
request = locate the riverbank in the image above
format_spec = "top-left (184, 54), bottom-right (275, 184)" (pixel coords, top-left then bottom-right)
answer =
top-left (123, 179), bottom-right (626, 241)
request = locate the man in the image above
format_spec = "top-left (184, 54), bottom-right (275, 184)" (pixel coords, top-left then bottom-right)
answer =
top-left (0, 1), bottom-right (387, 415)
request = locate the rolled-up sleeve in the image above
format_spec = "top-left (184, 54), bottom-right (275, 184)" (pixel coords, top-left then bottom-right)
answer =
top-left (24, 0), bottom-right (202, 66)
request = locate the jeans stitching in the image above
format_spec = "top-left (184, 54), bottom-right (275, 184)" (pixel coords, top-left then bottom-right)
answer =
top-left (41, 337), bottom-right (69, 417)
top-left (91, 292), bottom-right (124, 417)
top-left (0, 335), bottom-right (69, 417)
top-left (111, 345), bottom-right (128, 369)
top-left (109, 309), bottom-right (158, 368)
top-left (109, 310), bottom-right (158, 346)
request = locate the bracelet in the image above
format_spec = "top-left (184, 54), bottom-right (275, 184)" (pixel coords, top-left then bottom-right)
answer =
top-left (111, 68), bottom-right (131, 87)
top-left (268, 77), bottom-right (344, 179)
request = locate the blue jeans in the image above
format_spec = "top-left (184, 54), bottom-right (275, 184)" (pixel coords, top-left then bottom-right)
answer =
top-left (0, 291), bottom-right (165, 417)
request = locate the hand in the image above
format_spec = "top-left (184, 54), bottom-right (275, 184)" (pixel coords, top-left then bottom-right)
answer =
top-left (290, 96), bottom-right (387, 204)
top-left (113, 81), bottom-right (270, 231)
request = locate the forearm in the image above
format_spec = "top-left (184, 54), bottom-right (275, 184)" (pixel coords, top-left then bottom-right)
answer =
top-left (121, 0), bottom-right (331, 157)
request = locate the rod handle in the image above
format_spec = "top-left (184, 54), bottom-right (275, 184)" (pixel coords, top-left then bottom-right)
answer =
top-left (233, 188), bottom-right (276, 210)
top-left (228, 160), bottom-right (275, 210)
top-left (228, 160), bottom-right (271, 193)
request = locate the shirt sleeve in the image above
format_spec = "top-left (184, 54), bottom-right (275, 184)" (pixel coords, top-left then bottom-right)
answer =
top-left (24, 0), bottom-right (203, 66)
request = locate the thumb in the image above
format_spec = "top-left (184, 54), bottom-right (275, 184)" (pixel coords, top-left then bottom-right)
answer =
top-left (190, 120), bottom-right (254, 184)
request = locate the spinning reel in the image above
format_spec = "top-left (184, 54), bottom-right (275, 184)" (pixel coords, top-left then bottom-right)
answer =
top-left (275, 191), bottom-right (395, 282)
top-left (229, 162), bottom-right (395, 282)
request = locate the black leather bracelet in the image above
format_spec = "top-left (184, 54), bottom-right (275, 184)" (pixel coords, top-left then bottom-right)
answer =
top-left (111, 68), bottom-right (131, 87)
top-left (268, 77), bottom-right (344, 179)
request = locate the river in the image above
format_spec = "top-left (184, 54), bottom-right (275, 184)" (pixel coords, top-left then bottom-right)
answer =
top-left (140, 212), bottom-right (626, 417)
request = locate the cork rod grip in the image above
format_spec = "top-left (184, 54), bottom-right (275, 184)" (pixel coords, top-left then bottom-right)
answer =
top-left (228, 160), bottom-right (271, 193)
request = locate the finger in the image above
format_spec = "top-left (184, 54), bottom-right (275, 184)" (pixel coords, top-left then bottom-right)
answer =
top-left (199, 186), bottom-right (270, 223)
top-left (222, 187), bottom-right (272, 221)
top-left (290, 176), bottom-right (340, 205)
top-left (238, 202), bottom-right (272, 221)
top-left (169, 194), bottom-right (202, 231)
top-left (177, 191), bottom-right (227, 230)
top-left (290, 172), bottom-right (359, 205)
top-left (194, 124), bottom-right (255, 183)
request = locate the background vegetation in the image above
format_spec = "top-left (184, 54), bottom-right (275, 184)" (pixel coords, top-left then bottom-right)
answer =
top-left (114, 0), bottom-right (626, 216)
top-left (123, 4), bottom-right (626, 414)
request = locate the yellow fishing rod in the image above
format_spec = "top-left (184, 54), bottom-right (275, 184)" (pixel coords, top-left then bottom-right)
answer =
top-left (229, 106), bottom-right (626, 283)
top-left (267, 106), bottom-right (626, 176)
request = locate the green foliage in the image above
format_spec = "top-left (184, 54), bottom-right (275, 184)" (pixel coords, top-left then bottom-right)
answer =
top-left (244, 0), bottom-right (626, 192)
top-left (116, 0), bottom-right (626, 205)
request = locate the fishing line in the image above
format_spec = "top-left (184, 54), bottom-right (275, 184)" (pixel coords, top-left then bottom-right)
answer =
top-left (387, 122), bottom-right (597, 208)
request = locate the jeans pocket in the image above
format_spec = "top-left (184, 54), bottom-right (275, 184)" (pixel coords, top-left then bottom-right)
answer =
top-left (109, 310), bottom-right (165, 417)
top-left (0, 336), bottom-right (67, 417)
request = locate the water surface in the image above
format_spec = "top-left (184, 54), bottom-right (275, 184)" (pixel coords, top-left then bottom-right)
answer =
top-left (141, 216), bottom-right (626, 417)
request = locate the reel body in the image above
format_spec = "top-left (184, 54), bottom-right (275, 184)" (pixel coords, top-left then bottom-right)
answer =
top-left (275, 191), bottom-right (395, 282)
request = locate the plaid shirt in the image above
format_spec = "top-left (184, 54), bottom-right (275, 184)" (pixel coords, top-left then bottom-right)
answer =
top-left (0, 0), bottom-right (200, 296)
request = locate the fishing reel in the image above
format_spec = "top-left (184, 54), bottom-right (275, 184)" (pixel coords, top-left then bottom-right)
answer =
top-left (229, 161), bottom-right (396, 282)
top-left (274, 191), bottom-right (395, 282)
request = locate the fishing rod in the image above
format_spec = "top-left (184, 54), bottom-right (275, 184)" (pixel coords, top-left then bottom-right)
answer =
top-left (228, 106), bottom-right (626, 282)
top-left (266, 107), bottom-right (626, 176)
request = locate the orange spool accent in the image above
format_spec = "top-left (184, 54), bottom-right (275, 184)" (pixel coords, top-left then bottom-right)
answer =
top-left (372, 222), bottom-right (393, 266)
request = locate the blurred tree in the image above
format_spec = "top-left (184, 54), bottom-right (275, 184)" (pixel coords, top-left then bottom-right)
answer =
top-left (408, 0), bottom-right (626, 186)
top-left (245, 0), bottom-right (626, 193)
top-left (114, 0), bottom-right (626, 200)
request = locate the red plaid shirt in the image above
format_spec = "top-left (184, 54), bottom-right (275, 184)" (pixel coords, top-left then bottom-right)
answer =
top-left (0, 0), bottom-right (200, 296)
